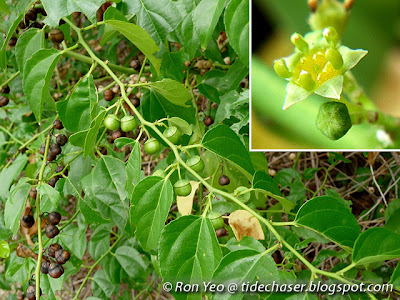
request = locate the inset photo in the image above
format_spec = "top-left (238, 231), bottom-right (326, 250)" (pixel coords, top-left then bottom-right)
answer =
top-left (251, 0), bottom-right (400, 150)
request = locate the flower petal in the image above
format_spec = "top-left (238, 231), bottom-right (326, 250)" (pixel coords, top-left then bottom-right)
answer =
top-left (339, 46), bottom-right (368, 71)
top-left (314, 75), bottom-right (343, 100)
top-left (282, 82), bottom-right (312, 110)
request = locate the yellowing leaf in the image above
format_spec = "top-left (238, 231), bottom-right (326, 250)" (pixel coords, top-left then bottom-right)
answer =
top-left (177, 181), bottom-right (200, 216)
top-left (229, 210), bottom-right (265, 241)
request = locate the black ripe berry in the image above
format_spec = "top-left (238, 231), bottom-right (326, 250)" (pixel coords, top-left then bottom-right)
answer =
top-left (53, 119), bottom-right (63, 130)
top-left (39, 143), bottom-right (46, 155)
top-left (129, 94), bottom-right (140, 107)
top-left (1, 85), bottom-right (10, 94)
top-left (41, 260), bottom-right (50, 274)
top-left (45, 224), bottom-right (59, 238)
top-left (55, 249), bottom-right (70, 264)
top-left (203, 116), bottom-right (214, 126)
top-left (48, 262), bottom-right (64, 278)
top-left (56, 134), bottom-right (68, 146)
top-left (49, 29), bottom-right (64, 44)
top-left (48, 243), bottom-right (62, 258)
top-left (8, 37), bottom-right (17, 47)
top-left (55, 165), bottom-right (68, 177)
top-left (26, 284), bottom-right (41, 300)
top-left (218, 175), bottom-right (230, 186)
top-left (25, 8), bottom-right (37, 22)
top-left (216, 227), bottom-right (228, 238)
top-left (0, 96), bottom-right (9, 107)
top-left (48, 211), bottom-right (61, 225)
top-left (47, 152), bottom-right (56, 162)
top-left (47, 177), bottom-right (58, 187)
top-left (49, 143), bottom-right (61, 156)
top-left (21, 215), bottom-right (35, 228)
top-left (103, 89), bottom-right (114, 101)
top-left (29, 187), bottom-right (37, 199)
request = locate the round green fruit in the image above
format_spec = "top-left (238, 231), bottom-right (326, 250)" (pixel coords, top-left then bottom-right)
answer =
top-left (186, 156), bottom-right (205, 173)
top-left (120, 115), bottom-right (137, 132)
top-left (104, 115), bottom-right (120, 131)
top-left (174, 179), bottom-right (192, 196)
top-left (163, 126), bottom-right (181, 144)
top-left (234, 186), bottom-right (251, 203)
top-left (144, 138), bottom-right (161, 154)
top-left (316, 101), bottom-right (352, 140)
top-left (207, 211), bottom-right (224, 230)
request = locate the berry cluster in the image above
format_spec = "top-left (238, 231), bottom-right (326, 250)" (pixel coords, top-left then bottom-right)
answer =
top-left (0, 85), bottom-right (10, 107)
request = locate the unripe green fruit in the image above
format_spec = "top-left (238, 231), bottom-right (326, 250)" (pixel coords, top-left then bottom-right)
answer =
top-left (153, 169), bottom-right (166, 178)
top-left (299, 71), bottom-right (315, 91)
top-left (174, 179), bottom-right (192, 196)
top-left (234, 186), bottom-right (251, 203)
top-left (163, 126), bottom-right (181, 144)
top-left (120, 115), bottom-right (137, 132)
top-left (104, 115), bottom-right (120, 131)
top-left (186, 156), bottom-right (205, 173)
top-left (291, 33), bottom-right (309, 53)
top-left (273, 59), bottom-right (291, 79)
top-left (144, 138), bottom-right (161, 154)
top-left (316, 101), bottom-right (352, 140)
top-left (207, 211), bottom-right (225, 230)
top-left (325, 48), bottom-right (343, 70)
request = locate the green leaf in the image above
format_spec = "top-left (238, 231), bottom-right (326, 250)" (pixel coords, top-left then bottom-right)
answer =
top-left (175, 12), bottom-right (200, 58)
top-left (0, 13), bottom-right (23, 68)
top-left (282, 82), bottom-right (312, 110)
top-left (59, 225), bottom-right (87, 260)
top-left (82, 156), bottom-right (128, 229)
top-left (295, 196), bottom-right (360, 249)
top-left (84, 109), bottom-right (106, 158)
top-left (88, 225), bottom-right (111, 260)
top-left (314, 75), bottom-right (343, 100)
top-left (160, 49), bottom-right (185, 82)
top-left (42, 0), bottom-right (105, 27)
top-left (193, 0), bottom-right (225, 49)
top-left (224, 0), bottom-right (249, 65)
top-left (0, 241), bottom-right (10, 258)
top-left (339, 46), bottom-right (368, 71)
top-left (36, 183), bottom-right (61, 207)
top-left (114, 246), bottom-right (147, 278)
top-left (169, 117), bottom-right (193, 136)
top-left (0, 154), bottom-right (28, 200)
top-left (23, 49), bottom-right (61, 122)
top-left (159, 216), bottom-right (222, 299)
top-left (105, 20), bottom-right (161, 73)
top-left (100, 6), bottom-right (128, 46)
top-left (225, 236), bottom-right (266, 253)
top-left (215, 90), bottom-right (249, 125)
top-left (91, 269), bottom-right (119, 298)
top-left (390, 261), bottom-right (400, 288)
top-left (202, 125), bottom-right (254, 177)
top-left (15, 28), bottom-right (45, 73)
top-left (57, 75), bottom-right (98, 133)
top-left (145, 79), bottom-right (191, 107)
top-left (212, 249), bottom-right (278, 300)
top-left (0, 0), bottom-right (9, 13)
top-left (353, 227), bottom-right (400, 266)
top-left (385, 199), bottom-right (400, 234)
top-left (130, 176), bottom-right (173, 251)
top-left (4, 180), bottom-right (30, 234)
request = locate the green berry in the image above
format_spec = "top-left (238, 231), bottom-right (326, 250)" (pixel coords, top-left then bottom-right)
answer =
top-left (273, 59), bottom-right (291, 79)
top-left (207, 211), bottom-right (224, 230)
top-left (323, 27), bottom-right (340, 46)
top-left (316, 101), bottom-right (352, 140)
top-left (299, 71), bottom-right (315, 91)
top-left (104, 115), bottom-right (120, 131)
top-left (163, 126), bottom-right (181, 144)
top-left (186, 156), bottom-right (205, 173)
top-left (174, 179), bottom-right (192, 197)
top-left (234, 186), bottom-right (251, 203)
top-left (153, 169), bottom-right (166, 178)
top-left (291, 33), bottom-right (309, 53)
top-left (325, 48), bottom-right (343, 70)
top-left (144, 138), bottom-right (161, 154)
top-left (120, 115), bottom-right (137, 132)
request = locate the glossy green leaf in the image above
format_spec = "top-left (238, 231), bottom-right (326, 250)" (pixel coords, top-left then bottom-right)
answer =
top-left (295, 196), bottom-right (360, 249)
top-left (202, 125), bottom-right (254, 176)
top-left (159, 216), bottom-right (222, 299)
top-left (130, 176), bottom-right (173, 251)
top-left (0, 13), bottom-right (23, 68)
top-left (0, 154), bottom-right (28, 200)
top-left (145, 79), bottom-right (191, 107)
top-left (105, 20), bottom-right (161, 73)
top-left (353, 227), bottom-right (400, 266)
top-left (42, 0), bottom-right (105, 27)
top-left (114, 246), bottom-right (147, 278)
top-left (23, 49), bottom-right (61, 122)
top-left (225, 236), bottom-right (266, 253)
top-left (224, 0), bottom-right (249, 65)
top-left (212, 249), bottom-right (278, 300)
top-left (160, 49), bottom-right (185, 82)
top-left (100, 7), bottom-right (128, 46)
top-left (15, 28), bottom-right (45, 73)
top-left (84, 109), bottom-right (106, 158)
top-left (193, 0), bottom-right (225, 49)
top-left (0, 241), bottom-right (9, 259)
top-left (57, 75), bottom-right (98, 133)
top-left (169, 117), bottom-right (192, 136)
top-left (82, 156), bottom-right (128, 229)
top-left (36, 182), bottom-right (61, 206)
top-left (175, 12), bottom-right (200, 58)
top-left (4, 180), bottom-right (30, 234)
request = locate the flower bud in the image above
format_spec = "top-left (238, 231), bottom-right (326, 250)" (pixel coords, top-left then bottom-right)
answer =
top-left (316, 101), bottom-right (352, 140)
top-left (299, 71), bottom-right (315, 91)
top-left (273, 59), bottom-right (291, 79)
top-left (291, 33), bottom-right (309, 53)
top-left (325, 48), bottom-right (343, 70)
top-left (323, 27), bottom-right (339, 46)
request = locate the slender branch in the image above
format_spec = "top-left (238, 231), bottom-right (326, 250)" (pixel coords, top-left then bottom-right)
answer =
top-left (0, 125), bottom-right (24, 145)
top-left (0, 71), bottom-right (20, 90)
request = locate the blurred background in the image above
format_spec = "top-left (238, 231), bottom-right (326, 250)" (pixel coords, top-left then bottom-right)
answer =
top-left (251, 0), bottom-right (400, 149)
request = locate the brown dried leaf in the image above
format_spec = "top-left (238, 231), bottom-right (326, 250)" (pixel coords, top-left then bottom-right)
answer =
top-left (16, 243), bottom-right (38, 260)
top-left (229, 210), bottom-right (265, 241)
